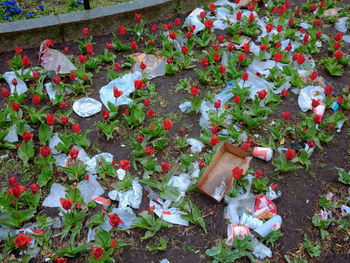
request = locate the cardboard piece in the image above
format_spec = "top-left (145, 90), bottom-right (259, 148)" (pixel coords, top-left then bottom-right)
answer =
top-left (197, 142), bottom-right (252, 202)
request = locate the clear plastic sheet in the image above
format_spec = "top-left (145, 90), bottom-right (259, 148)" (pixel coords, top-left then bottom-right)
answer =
top-left (99, 71), bottom-right (142, 110)
top-left (100, 207), bottom-right (136, 231)
top-left (335, 17), bottom-right (348, 33)
top-left (298, 86), bottom-right (325, 112)
top-left (183, 8), bottom-right (205, 34)
top-left (38, 40), bottom-right (77, 74)
top-left (186, 138), bottom-right (204, 153)
top-left (72, 98), bottom-right (102, 117)
top-left (3, 71), bottom-right (27, 95)
top-left (150, 199), bottom-right (189, 226)
top-left (3, 124), bottom-right (18, 143)
top-left (78, 175), bottom-right (105, 204)
top-left (85, 153), bottom-right (114, 174)
top-left (131, 53), bottom-right (165, 79)
top-left (42, 183), bottom-right (67, 208)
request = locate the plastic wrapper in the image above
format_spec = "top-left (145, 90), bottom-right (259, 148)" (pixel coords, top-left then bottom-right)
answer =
top-left (150, 199), bottom-right (189, 226)
top-left (100, 207), bottom-right (136, 231)
top-left (337, 120), bottom-right (344, 133)
top-left (254, 195), bottom-right (277, 219)
top-left (186, 138), bottom-right (204, 153)
top-left (72, 97), bottom-right (102, 117)
top-left (254, 215), bottom-right (282, 237)
top-left (251, 238), bottom-right (272, 259)
top-left (3, 71), bottom-right (27, 95)
top-left (0, 226), bottom-right (17, 240)
top-left (55, 154), bottom-right (67, 167)
top-left (45, 82), bottom-right (72, 101)
top-left (191, 162), bottom-right (200, 178)
top-left (224, 194), bottom-right (256, 224)
top-left (266, 186), bottom-right (282, 201)
top-left (179, 101), bottom-right (192, 113)
top-left (343, 35), bottom-right (350, 44)
top-left (85, 153), bottom-right (114, 174)
top-left (226, 224), bottom-right (250, 245)
top-left (49, 134), bottom-right (63, 155)
top-left (78, 175), bottom-right (105, 204)
top-left (87, 228), bottom-right (96, 243)
top-left (38, 40), bottom-right (77, 74)
top-left (183, 8), bottom-right (205, 34)
top-left (42, 183), bottom-right (67, 208)
top-left (290, 141), bottom-right (304, 151)
top-left (298, 86), bottom-right (325, 112)
top-left (108, 178), bottom-right (143, 209)
top-left (341, 205), bottom-right (350, 216)
top-left (168, 173), bottom-right (191, 197)
top-left (160, 260), bottom-right (170, 263)
top-left (3, 124), bottom-right (18, 143)
top-left (335, 17), bottom-right (348, 33)
top-left (99, 71), bottom-right (142, 110)
top-left (131, 53), bottom-right (165, 79)
top-left (52, 217), bottom-right (62, 229)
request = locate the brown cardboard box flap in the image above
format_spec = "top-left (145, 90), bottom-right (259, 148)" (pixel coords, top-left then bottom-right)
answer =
top-left (197, 142), bottom-right (252, 202)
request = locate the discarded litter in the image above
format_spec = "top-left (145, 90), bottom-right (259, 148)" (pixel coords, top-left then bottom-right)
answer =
top-left (150, 199), bottom-right (189, 226)
top-left (253, 147), bottom-right (273, 161)
top-left (225, 224), bottom-right (250, 246)
top-left (72, 97), bottom-right (102, 117)
top-left (254, 215), bottom-right (282, 238)
top-left (78, 175), bottom-right (105, 204)
top-left (198, 142), bottom-right (252, 202)
top-left (186, 138), bottom-right (204, 153)
top-left (131, 53), bottom-right (165, 79)
top-left (298, 86), bottom-right (325, 112)
top-left (42, 183), bottom-right (67, 208)
top-left (38, 40), bottom-right (77, 74)
top-left (108, 178), bottom-right (143, 209)
top-left (100, 207), bottom-right (136, 231)
top-left (85, 153), bottom-right (114, 174)
top-left (99, 71), bottom-right (142, 110)
top-left (45, 82), bottom-right (72, 101)
top-left (184, 8), bottom-right (205, 34)
top-left (3, 71), bottom-right (27, 95)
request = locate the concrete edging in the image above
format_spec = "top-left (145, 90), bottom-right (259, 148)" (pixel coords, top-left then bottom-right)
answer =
top-left (0, 0), bottom-right (211, 52)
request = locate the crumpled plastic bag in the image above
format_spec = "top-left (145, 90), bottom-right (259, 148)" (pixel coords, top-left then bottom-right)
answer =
top-left (100, 207), bottom-right (136, 231)
top-left (150, 199), bottom-right (189, 226)
top-left (42, 183), bottom-right (67, 208)
top-left (3, 124), bottom-right (18, 143)
top-left (38, 40), bottom-right (77, 74)
top-left (73, 97), bottom-right (102, 117)
top-left (45, 82), bottom-right (72, 101)
top-left (131, 53), bottom-right (165, 79)
top-left (99, 71), bottom-right (142, 110)
top-left (78, 175), bottom-right (105, 204)
top-left (343, 35), bottom-right (350, 43)
top-left (179, 101), bottom-right (192, 113)
top-left (85, 153), bottom-right (114, 174)
top-left (224, 193), bottom-right (256, 224)
top-left (186, 138), bottom-right (204, 153)
top-left (251, 237), bottom-right (272, 259)
top-left (183, 8), bottom-right (205, 34)
top-left (335, 17), bottom-right (348, 33)
top-left (298, 86), bottom-right (325, 112)
top-left (108, 178), bottom-right (143, 209)
top-left (49, 134), bottom-right (62, 155)
top-left (0, 226), bottom-right (17, 240)
top-left (3, 71), bottom-right (27, 95)
top-left (167, 173), bottom-right (191, 200)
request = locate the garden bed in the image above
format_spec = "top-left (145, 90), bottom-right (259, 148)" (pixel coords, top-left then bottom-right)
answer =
top-left (0, 0), bottom-right (350, 262)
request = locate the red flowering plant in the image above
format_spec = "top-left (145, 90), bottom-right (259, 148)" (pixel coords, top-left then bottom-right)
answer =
top-left (131, 205), bottom-right (172, 241)
top-left (88, 226), bottom-right (128, 263)
top-left (74, 27), bottom-right (96, 55)
top-left (58, 188), bottom-right (89, 243)
top-left (194, 18), bottom-right (214, 48)
top-left (227, 166), bottom-right (251, 198)
top-left (126, 13), bottom-right (147, 42)
top-left (95, 109), bottom-right (119, 141)
top-left (272, 148), bottom-right (302, 173)
top-left (187, 85), bottom-right (202, 113)
top-left (98, 42), bottom-right (116, 63)
top-left (60, 148), bottom-right (87, 181)
top-left (251, 169), bottom-right (269, 195)
top-left (239, 11), bottom-right (261, 37)
top-left (34, 145), bottom-right (56, 186)
top-left (112, 25), bottom-right (132, 51)
top-left (17, 131), bottom-right (34, 167)
top-left (0, 176), bottom-right (40, 228)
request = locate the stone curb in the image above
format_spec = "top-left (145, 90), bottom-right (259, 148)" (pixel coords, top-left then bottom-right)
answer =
top-left (0, 0), bottom-right (210, 53)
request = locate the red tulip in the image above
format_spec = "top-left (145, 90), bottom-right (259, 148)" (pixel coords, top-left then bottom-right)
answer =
top-left (14, 233), bottom-right (32, 249)
top-left (120, 160), bottom-right (130, 170)
top-left (232, 167), bottom-right (243, 180)
top-left (69, 148), bottom-right (79, 160)
top-left (60, 198), bottom-right (73, 210)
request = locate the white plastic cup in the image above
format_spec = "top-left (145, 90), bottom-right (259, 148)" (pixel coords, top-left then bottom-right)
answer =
top-left (313, 103), bottom-right (326, 120)
top-left (253, 147), bottom-right (273, 161)
top-left (254, 215), bottom-right (282, 237)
